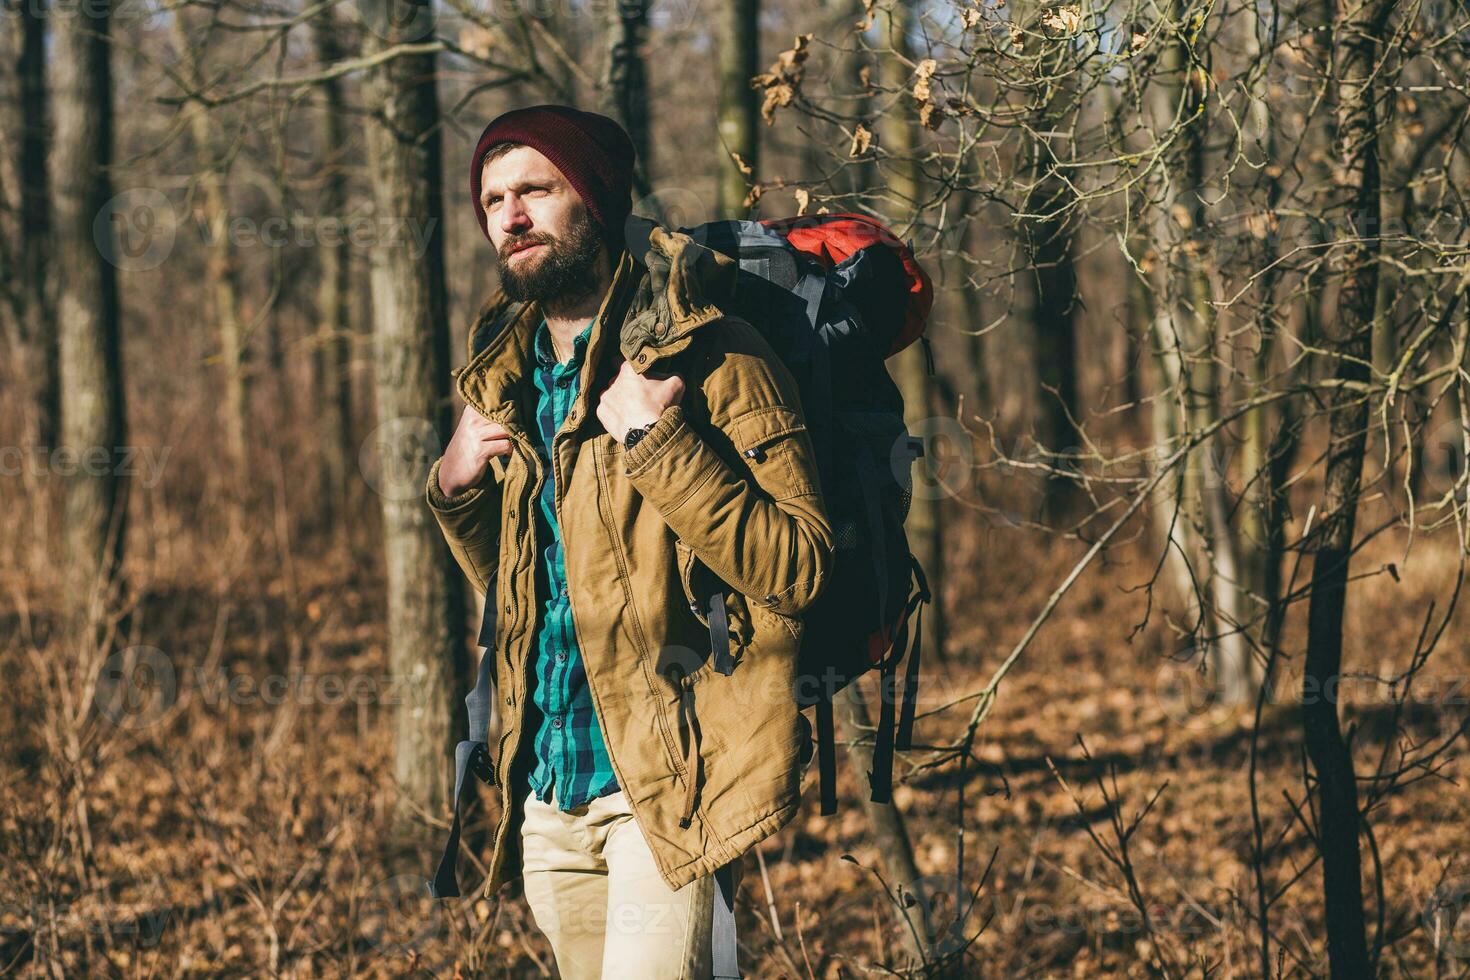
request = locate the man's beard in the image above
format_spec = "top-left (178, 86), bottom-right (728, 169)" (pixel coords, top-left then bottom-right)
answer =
top-left (497, 210), bottom-right (605, 309)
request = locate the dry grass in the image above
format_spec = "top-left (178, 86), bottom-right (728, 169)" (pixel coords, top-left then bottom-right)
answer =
top-left (4, 390), bottom-right (1470, 977)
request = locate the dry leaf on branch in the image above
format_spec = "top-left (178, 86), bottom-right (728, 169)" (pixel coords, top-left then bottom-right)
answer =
top-left (913, 58), bottom-right (938, 102)
top-left (751, 34), bottom-right (812, 124)
top-left (458, 25), bottom-right (498, 59)
top-left (849, 124), bottom-right (873, 157)
top-left (1040, 4), bottom-right (1082, 36)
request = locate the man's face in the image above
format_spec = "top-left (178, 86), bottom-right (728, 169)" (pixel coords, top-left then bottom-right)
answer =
top-left (480, 145), bottom-right (605, 305)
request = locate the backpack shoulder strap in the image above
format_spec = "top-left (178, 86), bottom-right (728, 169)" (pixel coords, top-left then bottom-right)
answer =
top-left (711, 859), bottom-right (741, 978)
top-left (427, 578), bottom-right (499, 899)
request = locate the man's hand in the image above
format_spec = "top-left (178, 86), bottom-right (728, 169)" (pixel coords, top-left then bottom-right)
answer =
top-left (596, 358), bottom-right (685, 444)
top-left (438, 405), bottom-right (513, 497)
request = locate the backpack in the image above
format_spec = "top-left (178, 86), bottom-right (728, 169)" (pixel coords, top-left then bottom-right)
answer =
top-left (428, 214), bottom-right (934, 920)
top-left (665, 213), bottom-right (935, 816)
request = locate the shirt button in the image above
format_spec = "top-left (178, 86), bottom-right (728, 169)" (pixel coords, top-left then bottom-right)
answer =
top-left (505, 695), bottom-right (513, 707)
top-left (552, 717), bottom-right (563, 729)
top-left (556, 652), bottom-right (567, 663)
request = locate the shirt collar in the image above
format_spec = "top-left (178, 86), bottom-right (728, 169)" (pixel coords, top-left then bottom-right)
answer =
top-left (533, 317), bottom-right (596, 369)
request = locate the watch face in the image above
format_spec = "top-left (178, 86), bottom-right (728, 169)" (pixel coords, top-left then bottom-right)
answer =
top-left (625, 427), bottom-right (646, 449)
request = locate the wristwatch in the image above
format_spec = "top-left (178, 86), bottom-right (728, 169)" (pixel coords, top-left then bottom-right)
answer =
top-left (623, 416), bottom-right (661, 451)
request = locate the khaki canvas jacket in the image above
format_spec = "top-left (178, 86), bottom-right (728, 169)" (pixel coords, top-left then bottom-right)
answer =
top-left (425, 218), bottom-right (835, 894)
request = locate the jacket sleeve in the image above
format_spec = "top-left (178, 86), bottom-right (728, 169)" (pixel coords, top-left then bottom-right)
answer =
top-left (620, 316), bottom-right (835, 617)
top-left (425, 454), bottom-right (505, 594)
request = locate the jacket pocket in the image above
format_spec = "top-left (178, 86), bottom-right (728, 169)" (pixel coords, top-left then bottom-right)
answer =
top-left (730, 404), bottom-right (821, 501)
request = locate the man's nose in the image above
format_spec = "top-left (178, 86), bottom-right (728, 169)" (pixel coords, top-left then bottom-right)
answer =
top-left (500, 194), bottom-right (531, 233)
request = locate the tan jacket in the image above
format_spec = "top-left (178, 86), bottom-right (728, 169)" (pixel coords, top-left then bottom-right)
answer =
top-left (426, 221), bottom-right (835, 894)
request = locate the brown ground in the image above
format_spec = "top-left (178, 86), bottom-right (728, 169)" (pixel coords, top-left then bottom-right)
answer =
top-left (5, 478), bottom-right (1470, 978)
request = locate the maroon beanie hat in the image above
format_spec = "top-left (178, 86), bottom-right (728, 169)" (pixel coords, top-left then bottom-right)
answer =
top-left (469, 104), bottom-right (636, 246)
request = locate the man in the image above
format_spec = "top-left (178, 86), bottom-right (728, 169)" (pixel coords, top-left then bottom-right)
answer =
top-left (426, 104), bottom-right (833, 979)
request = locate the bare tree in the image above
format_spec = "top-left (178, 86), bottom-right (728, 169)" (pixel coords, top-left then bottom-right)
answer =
top-left (875, 0), bottom-right (945, 669)
top-left (169, 12), bottom-right (252, 475)
top-left (717, 0), bottom-right (761, 217)
top-left (360, 0), bottom-right (467, 834)
top-left (603, 0), bottom-right (652, 194)
top-left (14, 0), bottom-right (58, 450)
top-left (310, 9), bottom-right (357, 531)
top-left (1299, 0), bottom-right (1396, 968)
top-left (53, 0), bottom-right (126, 607)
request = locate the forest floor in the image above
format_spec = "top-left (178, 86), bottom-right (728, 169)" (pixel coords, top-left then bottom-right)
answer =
top-left (4, 495), bottom-right (1470, 978)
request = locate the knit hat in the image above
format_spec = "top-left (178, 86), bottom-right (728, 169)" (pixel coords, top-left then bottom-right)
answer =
top-left (469, 105), bottom-right (636, 246)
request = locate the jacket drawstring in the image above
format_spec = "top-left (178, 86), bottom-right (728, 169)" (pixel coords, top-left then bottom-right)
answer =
top-left (678, 672), bottom-right (702, 828)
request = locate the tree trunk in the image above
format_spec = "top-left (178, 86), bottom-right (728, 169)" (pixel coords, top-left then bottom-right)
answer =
top-left (18, 0), bottom-right (58, 450)
top-left (1015, 14), bottom-right (1081, 522)
top-left (1300, 0), bottom-right (1389, 971)
top-left (877, 0), bottom-right (945, 667)
top-left (1147, 0), bottom-right (1258, 704)
top-left (716, 0), bottom-right (760, 218)
top-left (53, 0), bottom-right (127, 608)
top-left (835, 682), bottom-right (933, 969)
top-left (312, 11), bottom-right (356, 532)
top-left (603, 0), bottom-right (652, 196)
top-left (169, 14), bottom-right (250, 474)
top-left (361, 0), bottom-right (468, 837)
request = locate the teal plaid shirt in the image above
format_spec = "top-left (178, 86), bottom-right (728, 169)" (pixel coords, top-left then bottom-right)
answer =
top-left (525, 316), bottom-right (620, 811)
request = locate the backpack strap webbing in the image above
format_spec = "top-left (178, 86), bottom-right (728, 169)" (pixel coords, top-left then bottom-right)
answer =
top-left (708, 590), bottom-right (735, 675)
top-left (816, 694), bottom-right (838, 815)
top-left (897, 558), bottom-right (932, 751)
top-left (427, 582), bottom-right (499, 899)
top-left (869, 565), bottom-right (929, 805)
top-left (711, 858), bottom-right (741, 978)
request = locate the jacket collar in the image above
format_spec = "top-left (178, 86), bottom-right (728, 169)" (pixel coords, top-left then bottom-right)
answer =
top-left (456, 216), bottom-right (737, 432)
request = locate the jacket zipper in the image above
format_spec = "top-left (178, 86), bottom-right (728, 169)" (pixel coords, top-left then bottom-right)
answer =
top-left (479, 410), bottom-right (541, 898)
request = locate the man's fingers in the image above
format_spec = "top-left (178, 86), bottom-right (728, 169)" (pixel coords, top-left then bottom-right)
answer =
top-left (479, 435), bottom-right (513, 457)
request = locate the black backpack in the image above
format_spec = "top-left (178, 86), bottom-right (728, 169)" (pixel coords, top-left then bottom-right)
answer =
top-left (657, 213), bottom-right (935, 816)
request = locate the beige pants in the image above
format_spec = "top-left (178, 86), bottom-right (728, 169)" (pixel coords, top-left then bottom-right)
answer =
top-left (518, 785), bottom-right (742, 980)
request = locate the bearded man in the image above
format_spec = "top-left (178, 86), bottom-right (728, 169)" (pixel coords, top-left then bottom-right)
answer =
top-left (426, 104), bottom-right (832, 979)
